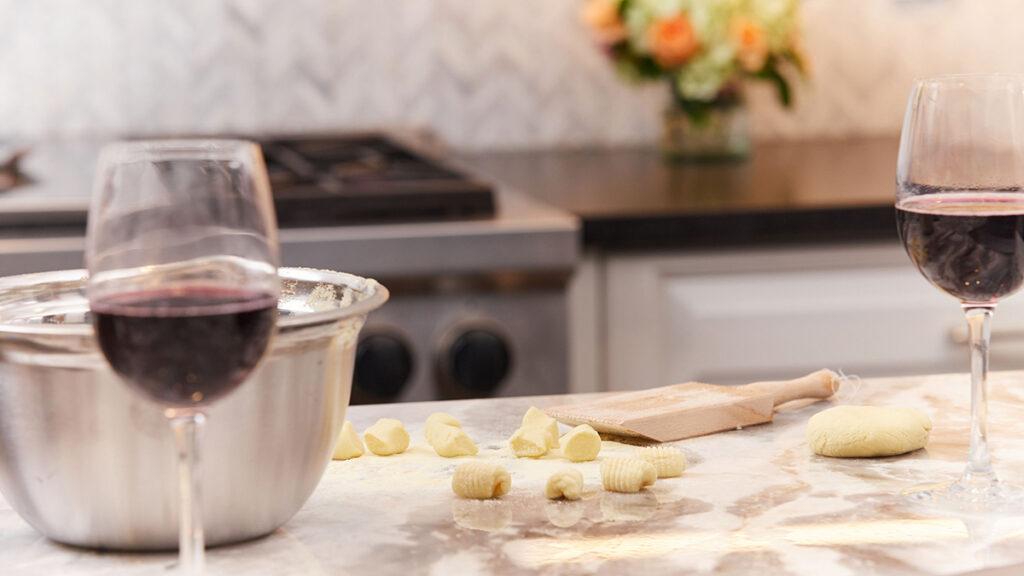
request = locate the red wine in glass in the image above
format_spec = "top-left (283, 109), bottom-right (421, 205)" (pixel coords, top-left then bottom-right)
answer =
top-left (896, 190), bottom-right (1024, 304)
top-left (92, 286), bottom-right (277, 407)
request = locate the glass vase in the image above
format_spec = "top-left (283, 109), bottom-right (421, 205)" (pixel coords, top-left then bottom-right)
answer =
top-left (661, 94), bottom-right (751, 163)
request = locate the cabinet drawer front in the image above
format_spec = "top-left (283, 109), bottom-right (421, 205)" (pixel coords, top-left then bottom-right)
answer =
top-left (663, 266), bottom-right (967, 384)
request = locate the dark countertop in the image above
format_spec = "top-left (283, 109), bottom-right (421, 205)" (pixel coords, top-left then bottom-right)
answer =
top-left (460, 137), bottom-right (900, 252)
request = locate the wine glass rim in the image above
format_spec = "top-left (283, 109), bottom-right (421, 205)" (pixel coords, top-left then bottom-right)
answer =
top-left (916, 73), bottom-right (1024, 88)
top-left (99, 139), bottom-right (260, 163)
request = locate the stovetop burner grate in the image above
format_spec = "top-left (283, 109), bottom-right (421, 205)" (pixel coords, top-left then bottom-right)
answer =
top-left (262, 135), bottom-right (495, 226)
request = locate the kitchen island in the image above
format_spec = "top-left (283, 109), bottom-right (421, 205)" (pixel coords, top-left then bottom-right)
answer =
top-left (4, 372), bottom-right (1024, 575)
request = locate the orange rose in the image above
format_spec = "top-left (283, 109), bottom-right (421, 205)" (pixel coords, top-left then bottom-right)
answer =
top-left (581, 0), bottom-right (628, 45)
top-left (730, 17), bottom-right (768, 72)
top-left (647, 16), bottom-right (699, 69)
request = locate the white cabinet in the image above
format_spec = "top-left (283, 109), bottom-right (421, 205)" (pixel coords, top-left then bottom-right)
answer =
top-left (594, 243), bottom-right (1024, 391)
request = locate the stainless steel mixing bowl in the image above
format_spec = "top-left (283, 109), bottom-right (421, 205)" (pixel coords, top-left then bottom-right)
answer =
top-left (0, 267), bottom-right (387, 550)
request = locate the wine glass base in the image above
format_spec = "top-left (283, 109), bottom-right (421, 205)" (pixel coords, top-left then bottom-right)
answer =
top-left (903, 476), bottom-right (1024, 517)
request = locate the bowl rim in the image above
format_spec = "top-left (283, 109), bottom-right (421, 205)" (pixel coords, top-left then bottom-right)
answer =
top-left (0, 266), bottom-right (389, 337)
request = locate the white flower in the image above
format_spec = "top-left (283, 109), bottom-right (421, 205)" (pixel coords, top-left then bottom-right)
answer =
top-left (675, 43), bottom-right (737, 100)
top-left (748, 0), bottom-right (799, 52)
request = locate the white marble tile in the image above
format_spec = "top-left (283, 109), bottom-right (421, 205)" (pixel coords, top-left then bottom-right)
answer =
top-left (1, 0), bottom-right (1023, 150)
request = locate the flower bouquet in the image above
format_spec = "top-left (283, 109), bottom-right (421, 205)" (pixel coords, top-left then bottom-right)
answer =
top-left (583, 0), bottom-right (807, 161)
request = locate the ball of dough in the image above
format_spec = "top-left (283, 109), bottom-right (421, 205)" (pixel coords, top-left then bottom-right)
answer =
top-left (510, 426), bottom-right (549, 458)
top-left (637, 446), bottom-right (686, 478)
top-left (364, 418), bottom-right (410, 456)
top-left (807, 405), bottom-right (932, 458)
top-left (545, 468), bottom-right (584, 500)
top-left (561, 424), bottom-right (601, 462)
top-left (332, 421), bottom-right (364, 460)
top-left (452, 462), bottom-right (511, 499)
top-left (522, 406), bottom-right (560, 449)
top-left (600, 458), bottom-right (657, 493)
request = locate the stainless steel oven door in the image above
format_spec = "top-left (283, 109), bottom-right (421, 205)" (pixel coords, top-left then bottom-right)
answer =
top-left (350, 272), bottom-right (569, 403)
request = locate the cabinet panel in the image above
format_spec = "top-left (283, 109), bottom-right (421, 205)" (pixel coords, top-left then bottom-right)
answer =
top-left (663, 266), bottom-right (963, 384)
top-left (605, 244), bottom-right (1024, 390)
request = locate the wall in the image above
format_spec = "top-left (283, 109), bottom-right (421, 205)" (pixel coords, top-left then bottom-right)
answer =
top-left (0, 0), bottom-right (1018, 150)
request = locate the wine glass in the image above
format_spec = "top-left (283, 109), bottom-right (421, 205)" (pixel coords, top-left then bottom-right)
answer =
top-left (86, 140), bottom-right (279, 572)
top-left (897, 74), bottom-right (1024, 513)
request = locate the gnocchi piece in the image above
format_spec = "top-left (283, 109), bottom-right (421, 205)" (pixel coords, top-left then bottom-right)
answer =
top-left (545, 468), bottom-right (584, 501)
top-left (509, 426), bottom-right (549, 458)
top-left (451, 462), bottom-right (511, 499)
top-left (522, 406), bottom-right (560, 449)
top-left (560, 424), bottom-right (601, 462)
top-left (424, 412), bottom-right (477, 456)
top-left (332, 421), bottom-right (365, 460)
top-left (427, 423), bottom-right (478, 457)
top-left (637, 446), bottom-right (687, 478)
top-left (364, 418), bottom-right (410, 456)
top-left (425, 412), bottom-right (461, 438)
top-left (600, 458), bottom-right (657, 493)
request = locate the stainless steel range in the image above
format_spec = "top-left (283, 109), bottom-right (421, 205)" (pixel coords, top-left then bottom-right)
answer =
top-left (0, 134), bottom-right (579, 403)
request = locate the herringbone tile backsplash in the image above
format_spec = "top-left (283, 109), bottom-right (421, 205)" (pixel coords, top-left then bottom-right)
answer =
top-left (0, 0), bottom-right (1018, 150)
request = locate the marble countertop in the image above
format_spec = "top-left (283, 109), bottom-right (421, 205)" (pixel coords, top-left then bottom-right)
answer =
top-left (7, 372), bottom-right (1024, 575)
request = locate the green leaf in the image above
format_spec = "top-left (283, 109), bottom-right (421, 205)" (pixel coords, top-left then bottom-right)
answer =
top-left (780, 49), bottom-right (809, 77)
top-left (612, 44), bottom-right (663, 81)
top-left (754, 61), bottom-right (793, 108)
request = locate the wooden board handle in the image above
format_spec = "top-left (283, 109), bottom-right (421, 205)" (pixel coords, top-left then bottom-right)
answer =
top-left (740, 369), bottom-right (840, 406)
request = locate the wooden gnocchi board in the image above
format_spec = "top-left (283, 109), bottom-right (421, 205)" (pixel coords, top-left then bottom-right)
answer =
top-left (545, 369), bottom-right (839, 442)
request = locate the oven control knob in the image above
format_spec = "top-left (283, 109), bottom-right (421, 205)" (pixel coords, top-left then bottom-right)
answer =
top-left (352, 331), bottom-right (413, 403)
top-left (441, 329), bottom-right (512, 396)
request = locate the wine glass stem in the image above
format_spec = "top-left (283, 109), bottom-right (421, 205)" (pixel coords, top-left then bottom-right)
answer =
top-left (170, 412), bottom-right (206, 575)
top-left (963, 305), bottom-right (995, 482)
